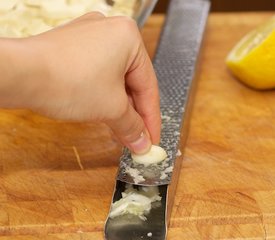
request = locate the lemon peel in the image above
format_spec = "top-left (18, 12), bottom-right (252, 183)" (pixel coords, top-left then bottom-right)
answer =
top-left (226, 17), bottom-right (275, 89)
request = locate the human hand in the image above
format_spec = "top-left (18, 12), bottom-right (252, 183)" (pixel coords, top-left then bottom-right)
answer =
top-left (0, 12), bottom-right (161, 154)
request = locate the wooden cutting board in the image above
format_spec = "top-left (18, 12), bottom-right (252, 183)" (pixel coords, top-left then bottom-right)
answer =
top-left (1, 12), bottom-right (275, 240)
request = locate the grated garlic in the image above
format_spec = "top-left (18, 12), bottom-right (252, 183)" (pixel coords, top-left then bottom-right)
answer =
top-left (109, 185), bottom-right (161, 220)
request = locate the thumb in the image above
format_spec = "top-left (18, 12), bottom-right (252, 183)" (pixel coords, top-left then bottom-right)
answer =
top-left (106, 102), bottom-right (152, 154)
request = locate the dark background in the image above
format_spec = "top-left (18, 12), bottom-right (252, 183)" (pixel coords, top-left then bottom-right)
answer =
top-left (153, 0), bottom-right (275, 13)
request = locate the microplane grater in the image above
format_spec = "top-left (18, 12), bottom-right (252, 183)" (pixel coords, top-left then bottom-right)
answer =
top-left (105, 1), bottom-right (210, 239)
top-left (116, 0), bottom-right (210, 186)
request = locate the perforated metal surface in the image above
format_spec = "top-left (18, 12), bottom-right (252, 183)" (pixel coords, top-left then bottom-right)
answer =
top-left (105, 1), bottom-right (210, 240)
top-left (116, 0), bottom-right (210, 186)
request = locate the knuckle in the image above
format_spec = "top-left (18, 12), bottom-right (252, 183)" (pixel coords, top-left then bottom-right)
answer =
top-left (92, 11), bottom-right (106, 18)
top-left (112, 16), bottom-right (139, 37)
top-left (83, 11), bottom-right (106, 19)
top-left (114, 16), bottom-right (137, 26)
top-left (108, 16), bottom-right (142, 60)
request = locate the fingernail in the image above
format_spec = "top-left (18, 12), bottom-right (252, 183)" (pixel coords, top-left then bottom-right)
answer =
top-left (128, 132), bottom-right (151, 154)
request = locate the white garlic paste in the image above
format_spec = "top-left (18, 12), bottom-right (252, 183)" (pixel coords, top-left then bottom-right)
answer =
top-left (109, 184), bottom-right (161, 220)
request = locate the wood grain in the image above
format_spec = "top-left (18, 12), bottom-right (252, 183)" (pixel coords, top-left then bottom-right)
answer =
top-left (1, 12), bottom-right (275, 239)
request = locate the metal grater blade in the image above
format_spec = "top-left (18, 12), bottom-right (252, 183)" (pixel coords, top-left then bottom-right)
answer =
top-left (104, 1), bottom-right (210, 239)
top-left (116, 0), bottom-right (210, 186)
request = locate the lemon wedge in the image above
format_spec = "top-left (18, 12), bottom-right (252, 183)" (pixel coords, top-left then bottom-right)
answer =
top-left (226, 17), bottom-right (275, 89)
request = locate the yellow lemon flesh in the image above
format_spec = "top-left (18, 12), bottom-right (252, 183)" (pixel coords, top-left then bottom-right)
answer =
top-left (226, 17), bottom-right (275, 89)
